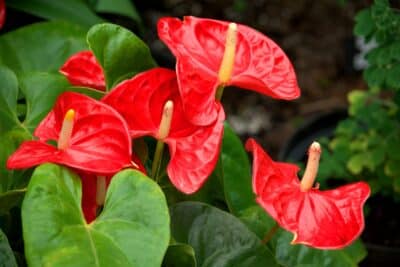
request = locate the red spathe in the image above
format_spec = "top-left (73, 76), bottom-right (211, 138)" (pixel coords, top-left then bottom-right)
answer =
top-left (103, 67), bottom-right (225, 194)
top-left (158, 16), bottom-right (300, 125)
top-left (60, 50), bottom-right (106, 91)
top-left (246, 138), bottom-right (370, 249)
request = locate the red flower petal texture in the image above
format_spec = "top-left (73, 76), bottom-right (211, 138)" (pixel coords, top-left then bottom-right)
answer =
top-left (7, 92), bottom-right (132, 174)
top-left (0, 0), bottom-right (5, 29)
top-left (60, 51), bottom-right (105, 91)
top-left (245, 138), bottom-right (370, 249)
top-left (158, 16), bottom-right (300, 125)
top-left (103, 67), bottom-right (225, 194)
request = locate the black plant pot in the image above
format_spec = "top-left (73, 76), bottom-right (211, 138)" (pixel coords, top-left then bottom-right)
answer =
top-left (278, 108), bottom-right (347, 162)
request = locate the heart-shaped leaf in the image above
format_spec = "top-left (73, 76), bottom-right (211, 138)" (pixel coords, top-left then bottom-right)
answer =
top-left (22, 164), bottom-right (170, 267)
top-left (0, 228), bottom-right (17, 267)
top-left (87, 23), bottom-right (156, 89)
top-left (170, 201), bottom-right (279, 267)
top-left (0, 21), bottom-right (87, 73)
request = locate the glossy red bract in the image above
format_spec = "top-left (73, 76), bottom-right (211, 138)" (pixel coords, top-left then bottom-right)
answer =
top-left (60, 50), bottom-right (105, 91)
top-left (103, 67), bottom-right (225, 194)
top-left (158, 16), bottom-right (301, 125)
top-left (7, 92), bottom-right (133, 174)
top-left (245, 138), bottom-right (370, 249)
top-left (0, 0), bottom-right (5, 29)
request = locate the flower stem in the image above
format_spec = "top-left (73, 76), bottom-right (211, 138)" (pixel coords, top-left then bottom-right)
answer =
top-left (151, 140), bottom-right (165, 182)
top-left (96, 176), bottom-right (106, 206)
top-left (261, 223), bottom-right (280, 245)
top-left (215, 85), bottom-right (225, 101)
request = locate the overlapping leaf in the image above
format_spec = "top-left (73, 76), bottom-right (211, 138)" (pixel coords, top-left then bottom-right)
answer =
top-left (22, 164), bottom-right (170, 267)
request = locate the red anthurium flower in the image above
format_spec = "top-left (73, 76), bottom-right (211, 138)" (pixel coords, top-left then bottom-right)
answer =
top-left (245, 138), bottom-right (370, 249)
top-left (7, 92), bottom-right (132, 174)
top-left (0, 0), bottom-right (5, 29)
top-left (59, 50), bottom-right (105, 91)
top-left (158, 16), bottom-right (300, 125)
top-left (102, 67), bottom-right (225, 194)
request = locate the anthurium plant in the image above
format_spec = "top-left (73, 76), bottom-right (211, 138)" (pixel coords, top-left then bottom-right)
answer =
top-left (0, 5), bottom-right (370, 267)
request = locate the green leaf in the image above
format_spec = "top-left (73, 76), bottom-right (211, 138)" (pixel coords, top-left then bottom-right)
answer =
top-left (162, 243), bottom-right (197, 267)
top-left (87, 23), bottom-right (156, 89)
top-left (170, 202), bottom-right (279, 267)
top-left (221, 124), bottom-right (254, 215)
top-left (0, 21), bottom-right (87, 74)
top-left (354, 9), bottom-right (375, 38)
top-left (0, 66), bottom-right (19, 132)
top-left (347, 153), bottom-right (365, 174)
top-left (0, 228), bottom-right (17, 267)
top-left (7, 0), bottom-right (104, 29)
top-left (94, 0), bottom-right (142, 26)
top-left (273, 231), bottom-right (363, 267)
top-left (22, 164), bottom-right (170, 267)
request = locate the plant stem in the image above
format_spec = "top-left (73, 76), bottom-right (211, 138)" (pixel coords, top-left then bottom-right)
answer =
top-left (261, 223), bottom-right (280, 245)
top-left (216, 85), bottom-right (225, 101)
top-left (151, 140), bottom-right (165, 182)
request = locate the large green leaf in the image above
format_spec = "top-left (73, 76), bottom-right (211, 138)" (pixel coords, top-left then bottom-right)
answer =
top-left (170, 202), bottom-right (279, 267)
top-left (87, 23), bottom-right (156, 89)
top-left (94, 0), bottom-right (142, 26)
top-left (7, 0), bottom-right (104, 29)
top-left (0, 228), bottom-right (17, 267)
top-left (22, 164), bottom-right (170, 267)
top-left (0, 66), bottom-right (19, 132)
top-left (162, 243), bottom-right (197, 267)
top-left (221, 124), bottom-right (254, 215)
top-left (273, 230), bottom-right (366, 267)
top-left (0, 21), bottom-right (87, 73)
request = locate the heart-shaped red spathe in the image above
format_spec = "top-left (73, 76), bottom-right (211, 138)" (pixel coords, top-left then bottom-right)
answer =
top-left (102, 67), bottom-right (225, 194)
top-left (158, 16), bottom-right (300, 125)
top-left (245, 138), bottom-right (370, 249)
top-left (0, 0), bottom-right (5, 29)
top-left (59, 50), bottom-right (106, 91)
top-left (7, 92), bottom-right (133, 175)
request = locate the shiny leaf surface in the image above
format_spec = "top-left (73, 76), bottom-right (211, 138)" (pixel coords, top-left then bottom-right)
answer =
top-left (162, 243), bottom-right (196, 267)
top-left (170, 201), bottom-right (279, 267)
top-left (87, 23), bottom-right (156, 89)
top-left (7, 0), bottom-right (104, 28)
top-left (0, 21), bottom-right (87, 73)
top-left (22, 164), bottom-right (170, 267)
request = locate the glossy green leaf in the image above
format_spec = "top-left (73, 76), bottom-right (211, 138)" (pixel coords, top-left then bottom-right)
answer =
top-left (7, 0), bottom-right (104, 29)
top-left (94, 0), bottom-right (142, 26)
top-left (273, 230), bottom-right (365, 267)
top-left (221, 124), bottom-right (254, 215)
top-left (0, 66), bottom-right (19, 132)
top-left (22, 164), bottom-right (170, 267)
top-left (162, 243), bottom-right (196, 267)
top-left (0, 21), bottom-right (87, 73)
top-left (170, 202), bottom-right (279, 267)
top-left (87, 23), bottom-right (156, 89)
top-left (0, 228), bottom-right (17, 267)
